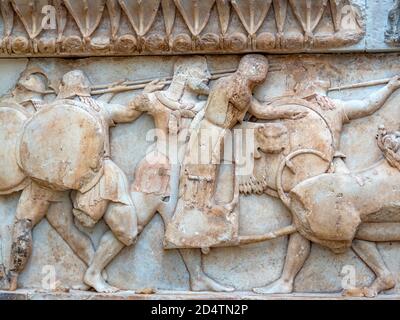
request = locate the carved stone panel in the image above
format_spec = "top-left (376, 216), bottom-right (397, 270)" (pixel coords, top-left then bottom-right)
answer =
top-left (0, 0), bottom-right (400, 301)
top-left (0, 0), bottom-right (368, 56)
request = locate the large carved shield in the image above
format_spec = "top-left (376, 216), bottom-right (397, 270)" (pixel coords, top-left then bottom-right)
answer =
top-left (0, 103), bottom-right (29, 194)
top-left (240, 97), bottom-right (334, 193)
top-left (18, 100), bottom-right (105, 192)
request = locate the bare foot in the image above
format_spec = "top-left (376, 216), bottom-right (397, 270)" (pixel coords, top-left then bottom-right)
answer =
top-left (342, 287), bottom-right (365, 297)
top-left (7, 271), bottom-right (18, 291)
top-left (253, 278), bottom-right (293, 294)
top-left (344, 274), bottom-right (395, 298)
top-left (84, 268), bottom-right (119, 293)
top-left (367, 274), bottom-right (395, 297)
top-left (190, 273), bottom-right (235, 292)
top-left (71, 283), bottom-right (91, 291)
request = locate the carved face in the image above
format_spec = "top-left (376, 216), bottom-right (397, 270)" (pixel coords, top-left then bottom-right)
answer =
top-left (58, 70), bottom-right (91, 99)
top-left (237, 54), bottom-right (269, 85)
top-left (295, 78), bottom-right (331, 97)
top-left (173, 57), bottom-right (211, 95)
top-left (187, 68), bottom-right (211, 95)
top-left (255, 123), bottom-right (289, 155)
top-left (16, 71), bottom-right (48, 95)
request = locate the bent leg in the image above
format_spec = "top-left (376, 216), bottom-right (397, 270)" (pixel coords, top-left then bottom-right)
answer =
top-left (132, 192), bottom-right (161, 233)
top-left (253, 232), bottom-right (311, 294)
top-left (84, 202), bottom-right (138, 293)
top-left (84, 230), bottom-right (124, 293)
top-left (179, 249), bottom-right (234, 292)
top-left (344, 240), bottom-right (395, 298)
top-left (6, 184), bottom-right (50, 290)
top-left (46, 199), bottom-right (95, 266)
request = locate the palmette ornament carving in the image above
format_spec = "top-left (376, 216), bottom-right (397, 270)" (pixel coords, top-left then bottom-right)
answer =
top-left (0, 0), bottom-right (365, 56)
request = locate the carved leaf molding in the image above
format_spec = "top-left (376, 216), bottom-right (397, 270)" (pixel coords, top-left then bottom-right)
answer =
top-left (11, 0), bottom-right (50, 39)
top-left (119, 0), bottom-right (161, 37)
top-left (0, 0), bottom-right (14, 37)
top-left (0, 0), bottom-right (365, 55)
top-left (231, 0), bottom-right (272, 36)
top-left (174, 0), bottom-right (215, 36)
top-left (64, 0), bottom-right (106, 39)
top-left (289, 0), bottom-right (329, 35)
top-left (107, 0), bottom-right (121, 39)
top-left (53, 0), bottom-right (68, 41)
top-left (216, 0), bottom-right (230, 35)
top-left (161, 0), bottom-right (176, 37)
top-left (273, 0), bottom-right (288, 34)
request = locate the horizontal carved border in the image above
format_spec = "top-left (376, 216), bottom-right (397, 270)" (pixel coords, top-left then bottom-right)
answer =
top-left (0, 0), bottom-right (365, 57)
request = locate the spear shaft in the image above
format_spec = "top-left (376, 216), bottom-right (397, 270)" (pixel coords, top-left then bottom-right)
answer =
top-left (43, 65), bottom-right (282, 95)
top-left (328, 77), bottom-right (392, 92)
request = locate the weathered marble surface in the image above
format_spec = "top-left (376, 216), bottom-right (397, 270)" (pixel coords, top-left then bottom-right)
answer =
top-left (1, 53), bottom-right (400, 295)
top-left (0, 0), bottom-right (392, 56)
top-left (2, 289), bottom-right (400, 300)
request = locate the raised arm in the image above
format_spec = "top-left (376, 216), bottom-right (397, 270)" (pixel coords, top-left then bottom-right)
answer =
top-left (105, 79), bottom-right (167, 123)
top-left (106, 93), bottom-right (151, 124)
top-left (249, 97), bottom-right (307, 120)
top-left (340, 75), bottom-right (400, 120)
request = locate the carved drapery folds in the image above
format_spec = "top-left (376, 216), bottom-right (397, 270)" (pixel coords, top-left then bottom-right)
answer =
top-left (0, 0), bottom-right (364, 56)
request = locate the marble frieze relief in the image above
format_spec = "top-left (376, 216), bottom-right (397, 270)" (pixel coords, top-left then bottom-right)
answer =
top-left (0, 52), bottom-right (400, 298)
top-left (2, 0), bottom-right (400, 302)
top-left (0, 0), bottom-right (365, 57)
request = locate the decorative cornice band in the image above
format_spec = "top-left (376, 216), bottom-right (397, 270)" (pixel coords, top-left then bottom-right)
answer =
top-left (0, 0), bottom-right (365, 57)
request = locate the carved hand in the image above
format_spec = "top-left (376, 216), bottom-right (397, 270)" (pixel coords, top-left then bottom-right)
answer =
top-left (387, 75), bottom-right (400, 90)
top-left (144, 79), bottom-right (168, 93)
top-left (282, 108), bottom-right (308, 120)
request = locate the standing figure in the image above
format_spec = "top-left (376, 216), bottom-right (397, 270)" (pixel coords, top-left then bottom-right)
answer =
top-left (0, 68), bottom-right (100, 291)
top-left (4, 69), bottom-right (164, 293)
top-left (165, 54), bottom-right (307, 250)
top-left (127, 57), bottom-right (235, 292)
top-left (254, 75), bottom-right (400, 296)
top-left (0, 67), bottom-right (49, 112)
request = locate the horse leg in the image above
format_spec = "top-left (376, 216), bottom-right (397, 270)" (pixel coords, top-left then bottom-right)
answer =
top-left (253, 232), bottom-right (311, 294)
top-left (344, 239), bottom-right (395, 297)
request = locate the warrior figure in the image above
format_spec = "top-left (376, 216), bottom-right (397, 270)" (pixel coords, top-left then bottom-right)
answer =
top-left (0, 68), bottom-right (100, 291)
top-left (4, 69), bottom-right (164, 292)
top-left (254, 74), bottom-right (400, 296)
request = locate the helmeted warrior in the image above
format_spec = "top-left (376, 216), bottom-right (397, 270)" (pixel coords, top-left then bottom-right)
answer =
top-left (5, 69), bottom-right (164, 293)
top-left (254, 73), bottom-right (400, 297)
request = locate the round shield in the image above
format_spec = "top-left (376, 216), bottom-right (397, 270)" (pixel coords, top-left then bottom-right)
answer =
top-left (0, 104), bottom-right (29, 194)
top-left (240, 97), bottom-right (334, 193)
top-left (18, 100), bottom-right (105, 191)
